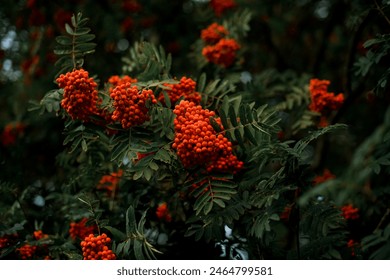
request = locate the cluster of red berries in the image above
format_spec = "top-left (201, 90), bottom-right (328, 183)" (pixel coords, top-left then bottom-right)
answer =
top-left (107, 75), bottom-right (137, 88)
top-left (210, 0), bottom-right (237, 17)
top-left (156, 202), bottom-right (172, 222)
top-left (97, 169), bottom-right (123, 196)
top-left (69, 218), bottom-right (97, 240)
top-left (205, 153), bottom-right (244, 174)
top-left (0, 234), bottom-right (18, 249)
top-left (341, 204), bottom-right (359, 220)
top-left (172, 100), bottom-right (243, 174)
top-left (0, 236), bottom-right (9, 249)
top-left (159, 76), bottom-right (201, 106)
top-left (110, 82), bottom-right (157, 129)
top-left (56, 69), bottom-right (99, 122)
top-left (201, 23), bottom-right (229, 44)
top-left (1, 122), bottom-right (25, 146)
top-left (80, 233), bottom-right (116, 260)
top-left (312, 169), bottom-right (335, 185)
top-left (202, 38), bottom-right (240, 68)
top-left (200, 19), bottom-right (240, 68)
top-left (309, 79), bottom-right (344, 116)
top-left (17, 244), bottom-right (38, 260)
top-left (16, 230), bottom-right (49, 260)
top-left (33, 230), bottom-right (48, 240)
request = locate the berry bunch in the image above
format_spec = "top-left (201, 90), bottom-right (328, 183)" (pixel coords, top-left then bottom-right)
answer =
top-left (0, 236), bottom-right (8, 249)
top-left (210, 0), bottom-right (237, 17)
top-left (81, 233), bottom-right (116, 260)
top-left (309, 79), bottom-right (344, 115)
top-left (33, 230), bottom-right (48, 240)
top-left (159, 77), bottom-right (201, 106)
top-left (1, 122), bottom-right (25, 146)
top-left (110, 82), bottom-right (157, 129)
top-left (156, 202), bottom-right (172, 222)
top-left (69, 218), bottom-right (96, 240)
top-left (107, 75), bottom-right (137, 88)
top-left (56, 69), bottom-right (99, 122)
top-left (97, 169), bottom-right (123, 196)
top-left (16, 230), bottom-right (49, 259)
top-left (312, 169), bottom-right (335, 185)
top-left (202, 38), bottom-right (240, 68)
top-left (205, 153), bottom-right (243, 174)
top-left (341, 204), bottom-right (359, 220)
top-left (172, 100), bottom-right (242, 174)
top-left (0, 234), bottom-right (17, 249)
top-left (201, 23), bottom-right (229, 44)
top-left (16, 244), bottom-right (37, 260)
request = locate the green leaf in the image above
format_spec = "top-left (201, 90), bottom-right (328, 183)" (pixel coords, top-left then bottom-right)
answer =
top-left (75, 34), bottom-right (96, 43)
top-left (54, 46), bottom-right (73, 55)
top-left (56, 35), bottom-right (73, 45)
top-left (69, 137), bottom-right (82, 153)
top-left (103, 226), bottom-right (127, 241)
top-left (209, 117), bottom-right (222, 133)
top-left (209, 180), bottom-right (236, 188)
top-left (244, 125), bottom-right (257, 145)
top-left (154, 147), bottom-right (171, 163)
top-left (126, 206), bottom-right (137, 235)
top-left (191, 181), bottom-right (210, 198)
top-left (123, 240), bottom-right (131, 256)
top-left (71, 14), bottom-right (77, 27)
top-left (194, 189), bottom-right (212, 215)
top-left (213, 198), bottom-right (226, 208)
top-left (133, 170), bottom-right (143, 180)
top-left (55, 56), bottom-right (73, 68)
top-left (219, 108), bottom-right (229, 130)
top-left (203, 200), bottom-right (213, 214)
top-left (228, 105), bottom-right (238, 127)
top-left (211, 187), bottom-right (237, 194)
top-left (65, 23), bottom-right (74, 35)
top-left (77, 17), bottom-right (90, 28)
top-left (197, 73), bottom-right (207, 93)
top-left (73, 27), bottom-right (92, 36)
top-left (149, 161), bottom-right (159, 171)
top-left (134, 239), bottom-right (144, 260)
top-left (143, 168), bottom-right (152, 181)
top-left (81, 139), bottom-right (88, 152)
top-left (234, 127), bottom-right (244, 147)
top-left (75, 43), bottom-right (97, 52)
top-left (162, 90), bottom-right (171, 108)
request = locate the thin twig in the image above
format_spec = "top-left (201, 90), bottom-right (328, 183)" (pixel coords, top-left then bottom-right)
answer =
top-left (374, 0), bottom-right (390, 26)
top-left (374, 208), bottom-right (390, 232)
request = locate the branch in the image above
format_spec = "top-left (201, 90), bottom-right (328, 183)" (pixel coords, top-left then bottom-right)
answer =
top-left (374, 208), bottom-right (390, 233)
top-left (374, 0), bottom-right (390, 26)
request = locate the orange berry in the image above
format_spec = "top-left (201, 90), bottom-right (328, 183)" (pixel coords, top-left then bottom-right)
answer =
top-left (110, 83), bottom-right (157, 128)
top-left (80, 233), bottom-right (116, 260)
top-left (172, 100), bottom-right (243, 174)
top-left (56, 69), bottom-right (99, 122)
top-left (201, 22), bottom-right (228, 44)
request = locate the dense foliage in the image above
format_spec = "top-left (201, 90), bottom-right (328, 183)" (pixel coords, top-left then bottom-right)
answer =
top-left (1, 0), bottom-right (390, 260)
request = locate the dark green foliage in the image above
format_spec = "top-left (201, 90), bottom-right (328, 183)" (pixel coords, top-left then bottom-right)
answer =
top-left (109, 205), bottom-right (161, 260)
top-left (54, 13), bottom-right (96, 77)
top-left (354, 34), bottom-right (390, 94)
top-left (122, 42), bottom-right (172, 81)
top-left (362, 223), bottom-right (390, 259)
top-left (1, 0), bottom-right (390, 261)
